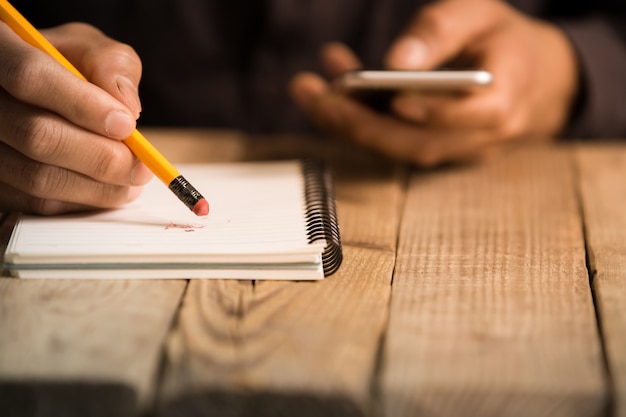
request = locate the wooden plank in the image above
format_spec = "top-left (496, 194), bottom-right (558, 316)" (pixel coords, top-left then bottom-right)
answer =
top-left (155, 152), bottom-right (406, 416)
top-left (0, 278), bottom-right (187, 416)
top-left (382, 145), bottom-right (607, 417)
top-left (576, 143), bottom-right (626, 417)
top-left (0, 130), bottom-right (239, 417)
top-left (143, 128), bottom-right (249, 164)
top-left (0, 206), bottom-right (187, 417)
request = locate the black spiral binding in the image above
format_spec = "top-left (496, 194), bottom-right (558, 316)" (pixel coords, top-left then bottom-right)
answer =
top-left (302, 160), bottom-right (343, 276)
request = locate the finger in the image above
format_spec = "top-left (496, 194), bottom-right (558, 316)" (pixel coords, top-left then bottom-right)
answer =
top-left (290, 71), bottom-right (370, 135)
top-left (43, 23), bottom-right (142, 117)
top-left (385, 0), bottom-right (510, 70)
top-left (0, 142), bottom-right (144, 213)
top-left (0, 181), bottom-right (92, 215)
top-left (320, 42), bottom-right (362, 78)
top-left (297, 84), bottom-right (506, 166)
top-left (345, 118), bottom-right (505, 167)
top-left (289, 71), bottom-right (331, 117)
top-left (0, 22), bottom-right (136, 140)
top-left (291, 74), bottom-right (421, 159)
top-left (391, 90), bottom-right (508, 129)
top-left (0, 90), bottom-right (153, 186)
top-left (291, 70), bottom-right (507, 165)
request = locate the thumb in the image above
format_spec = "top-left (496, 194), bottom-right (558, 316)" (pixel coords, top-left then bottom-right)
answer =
top-left (385, 0), bottom-right (508, 70)
top-left (43, 23), bottom-right (143, 118)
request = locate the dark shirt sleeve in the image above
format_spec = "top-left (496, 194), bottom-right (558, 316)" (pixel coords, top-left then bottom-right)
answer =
top-left (557, 16), bottom-right (626, 138)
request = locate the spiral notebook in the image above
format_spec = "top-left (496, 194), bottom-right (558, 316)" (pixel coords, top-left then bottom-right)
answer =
top-left (3, 160), bottom-right (342, 280)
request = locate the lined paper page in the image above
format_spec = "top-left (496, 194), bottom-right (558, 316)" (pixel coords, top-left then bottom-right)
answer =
top-left (6, 161), bottom-right (324, 265)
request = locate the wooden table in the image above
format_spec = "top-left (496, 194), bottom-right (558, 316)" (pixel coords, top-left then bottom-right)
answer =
top-left (1, 129), bottom-right (625, 417)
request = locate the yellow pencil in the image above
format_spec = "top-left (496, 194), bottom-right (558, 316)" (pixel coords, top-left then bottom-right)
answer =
top-left (0, 0), bottom-right (209, 216)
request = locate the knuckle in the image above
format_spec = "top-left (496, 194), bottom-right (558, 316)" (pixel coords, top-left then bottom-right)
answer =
top-left (22, 161), bottom-right (62, 198)
top-left (87, 142), bottom-right (128, 183)
top-left (2, 52), bottom-right (50, 98)
top-left (344, 113), bottom-right (382, 146)
top-left (98, 185), bottom-right (130, 206)
top-left (22, 164), bottom-right (130, 212)
top-left (488, 100), bottom-right (510, 128)
top-left (482, 97), bottom-right (520, 141)
top-left (414, 149), bottom-right (441, 167)
top-left (26, 196), bottom-right (64, 216)
top-left (13, 115), bottom-right (64, 160)
top-left (497, 119), bottom-right (523, 142)
top-left (418, 6), bottom-right (455, 40)
top-left (494, 108), bottom-right (522, 141)
top-left (114, 43), bottom-right (141, 65)
top-left (96, 42), bottom-right (141, 70)
top-left (412, 140), bottom-right (443, 167)
top-left (62, 22), bottom-right (103, 38)
top-left (350, 123), bottom-right (377, 146)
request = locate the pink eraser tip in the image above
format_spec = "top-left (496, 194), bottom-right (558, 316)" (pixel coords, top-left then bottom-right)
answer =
top-left (192, 198), bottom-right (209, 216)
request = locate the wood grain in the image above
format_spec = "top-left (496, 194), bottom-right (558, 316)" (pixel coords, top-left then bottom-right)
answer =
top-left (3, 130), bottom-right (620, 416)
top-left (0, 258), bottom-right (186, 416)
top-left (576, 143), bottom-right (626, 417)
top-left (155, 151), bottom-right (406, 416)
top-left (381, 145), bottom-right (607, 417)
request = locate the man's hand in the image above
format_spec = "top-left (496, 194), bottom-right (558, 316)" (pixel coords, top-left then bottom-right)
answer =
top-left (0, 22), bottom-right (151, 214)
top-left (290, 0), bottom-right (579, 166)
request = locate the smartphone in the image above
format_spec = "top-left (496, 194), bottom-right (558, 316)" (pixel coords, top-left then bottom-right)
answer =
top-left (332, 70), bottom-right (492, 111)
top-left (333, 70), bottom-right (493, 92)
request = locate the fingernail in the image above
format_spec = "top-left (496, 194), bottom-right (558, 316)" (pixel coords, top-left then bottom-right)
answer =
top-left (388, 37), bottom-right (427, 69)
top-left (105, 110), bottom-right (136, 139)
top-left (116, 76), bottom-right (142, 117)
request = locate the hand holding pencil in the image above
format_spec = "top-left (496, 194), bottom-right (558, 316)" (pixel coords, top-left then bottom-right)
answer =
top-left (0, 0), bottom-right (208, 216)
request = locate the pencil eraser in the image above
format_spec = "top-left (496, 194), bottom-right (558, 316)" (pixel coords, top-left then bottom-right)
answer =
top-left (192, 198), bottom-right (209, 216)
